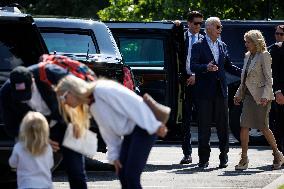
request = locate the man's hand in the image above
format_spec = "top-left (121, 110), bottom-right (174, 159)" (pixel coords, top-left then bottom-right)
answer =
top-left (186, 75), bottom-right (196, 86)
top-left (276, 93), bottom-right (284, 105)
top-left (207, 61), bottom-right (218, 72)
top-left (113, 160), bottom-right (122, 175)
top-left (156, 124), bottom-right (168, 138)
top-left (49, 139), bottom-right (60, 152)
top-left (260, 98), bottom-right (268, 106)
top-left (234, 96), bottom-right (241, 105)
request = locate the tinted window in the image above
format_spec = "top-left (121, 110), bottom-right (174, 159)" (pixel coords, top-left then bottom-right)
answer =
top-left (0, 23), bottom-right (44, 70)
top-left (119, 38), bottom-right (164, 66)
top-left (41, 31), bottom-right (97, 54)
top-left (221, 25), bottom-right (275, 65)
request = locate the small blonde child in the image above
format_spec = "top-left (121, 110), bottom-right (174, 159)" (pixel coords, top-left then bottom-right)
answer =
top-left (9, 111), bottom-right (54, 189)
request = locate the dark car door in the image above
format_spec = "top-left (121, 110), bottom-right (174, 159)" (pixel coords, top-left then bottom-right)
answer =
top-left (107, 22), bottom-right (185, 139)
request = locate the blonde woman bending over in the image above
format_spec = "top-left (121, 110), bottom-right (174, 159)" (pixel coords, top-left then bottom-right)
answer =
top-left (9, 111), bottom-right (54, 189)
top-left (55, 75), bottom-right (168, 189)
top-left (234, 30), bottom-right (284, 170)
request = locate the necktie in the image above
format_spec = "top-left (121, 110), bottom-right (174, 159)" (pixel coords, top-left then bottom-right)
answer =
top-left (191, 35), bottom-right (196, 47)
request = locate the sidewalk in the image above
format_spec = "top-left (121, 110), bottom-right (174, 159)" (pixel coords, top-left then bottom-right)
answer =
top-left (264, 174), bottom-right (284, 189)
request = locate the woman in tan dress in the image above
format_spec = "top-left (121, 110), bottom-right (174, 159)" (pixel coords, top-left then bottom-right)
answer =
top-left (234, 30), bottom-right (284, 170)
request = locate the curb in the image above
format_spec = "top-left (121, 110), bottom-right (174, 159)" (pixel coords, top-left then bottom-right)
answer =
top-left (263, 173), bottom-right (284, 189)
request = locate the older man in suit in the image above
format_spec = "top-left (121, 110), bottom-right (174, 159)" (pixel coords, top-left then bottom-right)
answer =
top-left (190, 17), bottom-right (241, 168)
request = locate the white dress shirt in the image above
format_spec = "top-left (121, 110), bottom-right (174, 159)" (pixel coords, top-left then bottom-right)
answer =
top-left (89, 80), bottom-right (161, 163)
top-left (27, 82), bottom-right (51, 116)
top-left (186, 32), bottom-right (199, 75)
top-left (9, 142), bottom-right (54, 189)
top-left (206, 35), bottom-right (220, 63)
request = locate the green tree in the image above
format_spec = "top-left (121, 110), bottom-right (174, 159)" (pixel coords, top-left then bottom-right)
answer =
top-left (1, 0), bottom-right (109, 19)
top-left (98, 0), bottom-right (284, 21)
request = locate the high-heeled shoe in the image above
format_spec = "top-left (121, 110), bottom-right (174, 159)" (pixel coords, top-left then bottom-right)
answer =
top-left (235, 155), bottom-right (249, 170)
top-left (273, 151), bottom-right (284, 170)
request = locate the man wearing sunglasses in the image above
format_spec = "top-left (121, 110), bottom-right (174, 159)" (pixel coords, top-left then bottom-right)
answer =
top-left (190, 17), bottom-right (241, 168)
top-left (179, 10), bottom-right (204, 165)
top-left (0, 64), bottom-right (89, 189)
top-left (269, 25), bottom-right (284, 155)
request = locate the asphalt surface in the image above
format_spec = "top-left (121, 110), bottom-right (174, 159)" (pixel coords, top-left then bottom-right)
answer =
top-left (52, 144), bottom-right (284, 189)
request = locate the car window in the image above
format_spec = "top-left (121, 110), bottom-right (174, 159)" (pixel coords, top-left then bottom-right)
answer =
top-left (119, 38), bottom-right (164, 66)
top-left (0, 23), bottom-right (43, 70)
top-left (41, 31), bottom-right (97, 54)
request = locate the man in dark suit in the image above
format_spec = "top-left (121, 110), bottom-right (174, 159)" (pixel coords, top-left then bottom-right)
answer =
top-left (269, 25), bottom-right (284, 154)
top-left (0, 64), bottom-right (88, 189)
top-left (180, 10), bottom-right (204, 164)
top-left (190, 17), bottom-right (241, 168)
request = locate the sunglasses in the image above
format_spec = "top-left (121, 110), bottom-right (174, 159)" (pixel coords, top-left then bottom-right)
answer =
top-left (216, 25), bottom-right (223, 30)
top-left (275, 32), bottom-right (284, 36)
top-left (59, 91), bottom-right (69, 102)
top-left (193, 22), bottom-right (202, 26)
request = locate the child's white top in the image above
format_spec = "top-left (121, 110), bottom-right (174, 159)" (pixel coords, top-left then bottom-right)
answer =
top-left (90, 80), bottom-right (161, 163)
top-left (9, 142), bottom-right (54, 189)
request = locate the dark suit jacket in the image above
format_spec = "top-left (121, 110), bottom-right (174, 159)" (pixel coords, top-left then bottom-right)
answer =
top-left (269, 43), bottom-right (284, 92)
top-left (190, 37), bottom-right (241, 99)
top-left (0, 64), bottom-right (68, 140)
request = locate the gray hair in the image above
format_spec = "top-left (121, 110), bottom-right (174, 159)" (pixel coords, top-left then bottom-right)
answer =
top-left (205, 17), bottom-right (221, 30)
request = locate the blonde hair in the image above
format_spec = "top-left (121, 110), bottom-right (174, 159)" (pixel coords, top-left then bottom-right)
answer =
top-left (244, 30), bottom-right (267, 53)
top-left (55, 75), bottom-right (95, 131)
top-left (205, 17), bottom-right (221, 31)
top-left (19, 111), bottom-right (49, 156)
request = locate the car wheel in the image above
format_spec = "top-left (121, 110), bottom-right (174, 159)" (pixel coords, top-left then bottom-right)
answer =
top-left (229, 104), bottom-right (267, 145)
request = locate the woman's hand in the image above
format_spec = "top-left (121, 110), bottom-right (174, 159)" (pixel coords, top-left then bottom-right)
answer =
top-left (260, 98), bottom-right (268, 106)
top-left (156, 124), bottom-right (168, 138)
top-left (234, 96), bottom-right (242, 105)
top-left (113, 160), bottom-right (122, 175)
top-left (72, 124), bottom-right (82, 139)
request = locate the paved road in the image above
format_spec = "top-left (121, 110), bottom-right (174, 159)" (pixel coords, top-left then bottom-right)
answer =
top-left (53, 144), bottom-right (284, 189)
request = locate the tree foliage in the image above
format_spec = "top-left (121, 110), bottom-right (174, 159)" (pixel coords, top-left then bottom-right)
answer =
top-left (1, 0), bottom-right (109, 19)
top-left (1, 0), bottom-right (283, 20)
top-left (98, 0), bottom-right (284, 21)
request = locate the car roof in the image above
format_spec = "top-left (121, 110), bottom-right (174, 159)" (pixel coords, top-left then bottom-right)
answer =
top-left (105, 21), bottom-right (175, 30)
top-left (34, 17), bottom-right (106, 29)
top-left (220, 20), bottom-right (284, 26)
top-left (0, 9), bottom-right (32, 21)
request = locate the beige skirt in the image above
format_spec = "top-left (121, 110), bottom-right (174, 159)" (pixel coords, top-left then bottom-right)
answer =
top-left (240, 94), bottom-right (271, 129)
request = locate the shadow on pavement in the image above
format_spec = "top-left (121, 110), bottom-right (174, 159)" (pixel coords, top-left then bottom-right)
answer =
top-left (145, 163), bottom-right (227, 174)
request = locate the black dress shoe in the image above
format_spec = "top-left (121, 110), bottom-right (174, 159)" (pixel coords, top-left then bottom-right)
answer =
top-left (198, 161), bottom-right (209, 168)
top-left (180, 156), bottom-right (192, 164)
top-left (219, 161), bottom-right (228, 168)
top-left (219, 153), bottom-right (228, 168)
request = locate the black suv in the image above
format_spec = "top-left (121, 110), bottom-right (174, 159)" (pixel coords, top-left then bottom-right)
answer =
top-left (0, 7), bottom-right (49, 183)
top-left (35, 17), bottom-right (137, 153)
top-left (106, 20), bottom-right (284, 144)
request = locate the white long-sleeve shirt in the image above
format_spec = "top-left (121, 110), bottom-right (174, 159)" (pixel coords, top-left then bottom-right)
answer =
top-left (9, 142), bottom-right (54, 189)
top-left (89, 80), bottom-right (161, 163)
